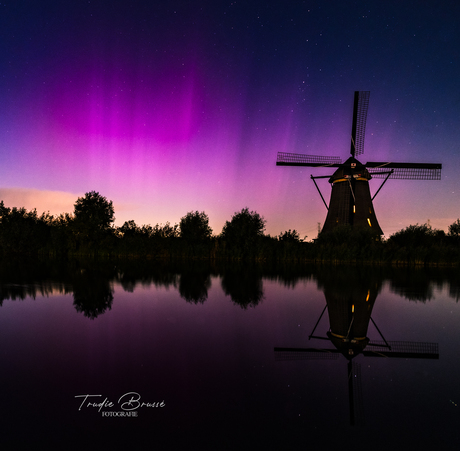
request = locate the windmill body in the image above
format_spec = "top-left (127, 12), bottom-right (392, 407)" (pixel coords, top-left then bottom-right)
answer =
top-left (322, 156), bottom-right (383, 234)
top-left (276, 91), bottom-right (442, 236)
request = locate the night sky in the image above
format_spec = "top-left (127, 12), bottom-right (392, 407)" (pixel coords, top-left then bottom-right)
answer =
top-left (1, 0), bottom-right (458, 238)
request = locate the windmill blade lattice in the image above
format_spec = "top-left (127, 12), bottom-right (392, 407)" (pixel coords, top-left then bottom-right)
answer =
top-left (367, 162), bottom-right (442, 180)
top-left (351, 91), bottom-right (370, 157)
top-left (276, 152), bottom-right (342, 167)
top-left (364, 340), bottom-right (439, 359)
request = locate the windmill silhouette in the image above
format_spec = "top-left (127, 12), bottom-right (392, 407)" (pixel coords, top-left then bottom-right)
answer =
top-left (276, 91), bottom-right (442, 235)
top-left (274, 275), bottom-right (439, 425)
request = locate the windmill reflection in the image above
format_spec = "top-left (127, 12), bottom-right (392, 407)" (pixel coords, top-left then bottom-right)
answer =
top-left (274, 267), bottom-right (439, 426)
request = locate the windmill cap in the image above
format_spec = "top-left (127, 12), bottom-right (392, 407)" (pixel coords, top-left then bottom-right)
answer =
top-left (328, 332), bottom-right (370, 359)
top-left (329, 157), bottom-right (371, 183)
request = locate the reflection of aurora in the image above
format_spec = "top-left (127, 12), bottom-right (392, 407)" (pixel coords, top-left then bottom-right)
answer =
top-left (275, 265), bottom-right (439, 426)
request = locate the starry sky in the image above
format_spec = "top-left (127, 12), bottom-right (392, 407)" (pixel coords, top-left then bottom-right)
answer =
top-left (0, 0), bottom-right (459, 238)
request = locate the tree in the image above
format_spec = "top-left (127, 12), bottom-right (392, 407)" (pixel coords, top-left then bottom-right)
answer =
top-left (48, 212), bottom-right (73, 255)
top-left (152, 222), bottom-right (179, 239)
top-left (179, 211), bottom-right (212, 243)
top-left (448, 219), bottom-right (460, 237)
top-left (317, 224), bottom-right (380, 246)
top-left (74, 191), bottom-right (114, 230)
top-left (72, 191), bottom-right (115, 248)
top-left (0, 202), bottom-right (52, 254)
top-left (278, 229), bottom-right (302, 242)
top-left (221, 207), bottom-right (266, 249)
top-left (388, 223), bottom-right (438, 248)
top-left (119, 220), bottom-right (141, 238)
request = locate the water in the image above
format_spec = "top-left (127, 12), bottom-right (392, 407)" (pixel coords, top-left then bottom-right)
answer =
top-left (1, 260), bottom-right (459, 450)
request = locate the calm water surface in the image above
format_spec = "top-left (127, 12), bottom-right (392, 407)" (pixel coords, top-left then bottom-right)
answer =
top-left (1, 260), bottom-right (459, 450)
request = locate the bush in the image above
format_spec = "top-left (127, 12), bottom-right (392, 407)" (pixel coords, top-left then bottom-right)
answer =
top-left (179, 211), bottom-right (212, 243)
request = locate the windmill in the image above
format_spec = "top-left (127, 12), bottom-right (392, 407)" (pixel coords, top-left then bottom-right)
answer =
top-left (274, 270), bottom-right (439, 425)
top-left (276, 91), bottom-right (442, 235)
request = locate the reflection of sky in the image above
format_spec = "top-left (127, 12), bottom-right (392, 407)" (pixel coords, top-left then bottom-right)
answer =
top-left (1, 2), bottom-right (459, 238)
top-left (1, 274), bottom-right (459, 447)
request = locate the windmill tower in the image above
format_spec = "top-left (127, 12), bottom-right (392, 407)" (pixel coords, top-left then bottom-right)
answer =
top-left (276, 91), bottom-right (442, 235)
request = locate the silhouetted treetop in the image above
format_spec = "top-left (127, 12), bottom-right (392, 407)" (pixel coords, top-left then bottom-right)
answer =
top-left (74, 191), bottom-right (114, 231)
top-left (388, 223), bottom-right (443, 248)
top-left (179, 211), bottom-right (212, 243)
top-left (0, 201), bottom-right (51, 253)
top-left (120, 220), bottom-right (141, 237)
top-left (278, 229), bottom-right (302, 242)
top-left (221, 207), bottom-right (266, 247)
top-left (448, 219), bottom-right (460, 237)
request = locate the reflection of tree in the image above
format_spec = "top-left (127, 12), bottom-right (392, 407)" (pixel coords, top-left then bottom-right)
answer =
top-left (72, 269), bottom-right (114, 319)
top-left (0, 282), bottom-right (68, 305)
top-left (386, 267), bottom-right (436, 302)
top-left (448, 278), bottom-right (460, 302)
top-left (117, 260), bottom-right (179, 292)
top-left (2, 258), bottom-right (460, 313)
top-left (0, 257), bottom-right (71, 305)
top-left (265, 262), bottom-right (315, 289)
top-left (221, 267), bottom-right (264, 309)
top-left (178, 271), bottom-right (211, 304)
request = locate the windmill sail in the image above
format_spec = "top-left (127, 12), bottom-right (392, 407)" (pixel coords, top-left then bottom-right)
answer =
top-left (366, 162), bottom-right (442, 180)
top-left (276, 152), bottom-right (342, 167)
top-left (350, 91), bottom-right (370, 157)
top-left (364, 340), bottom-right (439, 359)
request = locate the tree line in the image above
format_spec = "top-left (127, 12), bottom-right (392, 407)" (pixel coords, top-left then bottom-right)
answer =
top-left (0, 191), bottom-right (277, 259)
top-left (1, 191), bottom-right (460, 264)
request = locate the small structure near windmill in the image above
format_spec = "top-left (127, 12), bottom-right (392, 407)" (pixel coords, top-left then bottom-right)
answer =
top-left (276, 91), bottom-right (442, 235)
